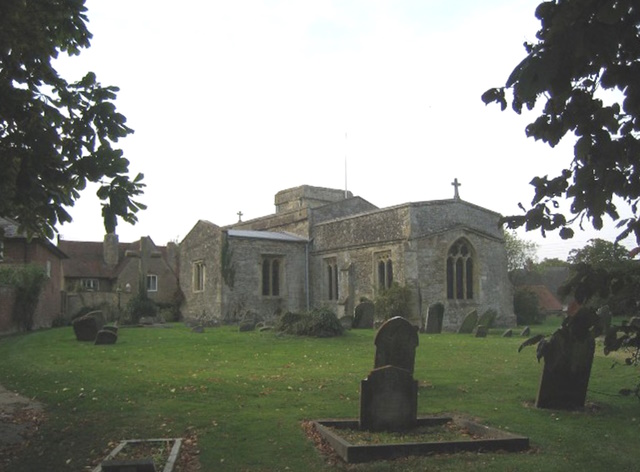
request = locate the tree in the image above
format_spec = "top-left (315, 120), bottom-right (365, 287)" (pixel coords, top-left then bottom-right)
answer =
top-left (567, 238), bottom-right (630, 267)
top-left (482, 0), bottom-right (640, 244)
top-left (0, 0), bottom-right (145, 239)
top-left (504, 229), bottom-right (539, 272)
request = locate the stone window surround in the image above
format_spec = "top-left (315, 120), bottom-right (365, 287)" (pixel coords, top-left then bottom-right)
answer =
top-left (325, 257), bottom-right (339, 301)
top-left (375, 251), bottom-right (393, 291)
top-left (193, 260), bottom-right (205, 292)
top-left (446, 238), bottom-right (474, 300)
top-left (82, 278), bottom-right (99, 291)
top-left (261, 255), bottom-right (284, 298)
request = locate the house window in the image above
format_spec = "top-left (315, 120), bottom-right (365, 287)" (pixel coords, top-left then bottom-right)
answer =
top-left (446, 239), bottom-right (474, 300)
top-left (82, 279), bottom-right (99, 291)
top-left (261, 256), bottom-right (282, 297)
top-left (146, 274), bottom-right (158, 292)
top-left (326, 258), bottom-right (339, 300)
top-left (193, 261), bottom-right (205, 292)
top-left (376, 253), bottom-right (393, 290)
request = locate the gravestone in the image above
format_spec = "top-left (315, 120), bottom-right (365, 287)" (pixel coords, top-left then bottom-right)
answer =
top-left (102, 325), bottom-right (118, 334)
top-left (478, 309), bottom-right (497, 329)
top-left (360, 316), bottom-right (419, 432)
top-left (457, 310), bottom-right (477, 334)
top-left (373, 316), bottom-right (419, 375)
top-left (95, 329), bottom-right (118, 345)
top-left (502, 328), bottom-right (513, 337)
top-left (73, 312), bottom-right (105, 342)
top-left (474, 325), bottom-right (488, 338)
top-left (191, 325), bottom-right (205, 333)
top-left (359, 365), bottom-right (418, 432)
top-left (424, 303), bottom-right (444, 334)
top-left (596, 306), bottom-right (612, 334)
top-left (520, 326), bottom-right (530, 337)
top-left (353, 301), bottom-right (375, 329)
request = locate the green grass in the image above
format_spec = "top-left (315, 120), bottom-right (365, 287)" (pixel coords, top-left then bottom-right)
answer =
top-left (0, 319), bottom-right (638, 471)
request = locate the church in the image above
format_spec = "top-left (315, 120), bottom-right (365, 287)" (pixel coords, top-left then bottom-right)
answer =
top-left (179, 183), bottom-right (515, 330)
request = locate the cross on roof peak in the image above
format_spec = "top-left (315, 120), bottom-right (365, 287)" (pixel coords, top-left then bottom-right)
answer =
top-left (451, 178), bottom-right (461, 200)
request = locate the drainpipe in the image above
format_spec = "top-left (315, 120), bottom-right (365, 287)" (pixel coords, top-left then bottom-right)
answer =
top-left (305, 238), bottom-right (313, 311)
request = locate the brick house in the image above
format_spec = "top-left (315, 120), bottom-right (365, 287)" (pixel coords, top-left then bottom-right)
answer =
top-left (0, 217), bottom-right (67, 332)
top-left (179, 184), bottom-right (515, 330)
top-left (58, 235), bottom-right (180, 320)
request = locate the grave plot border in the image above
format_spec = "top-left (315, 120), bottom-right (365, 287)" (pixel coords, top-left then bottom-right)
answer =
top-left (92, 437), bottom-right (182, 472)
top-left (312, 416), bottom-right (528, 464)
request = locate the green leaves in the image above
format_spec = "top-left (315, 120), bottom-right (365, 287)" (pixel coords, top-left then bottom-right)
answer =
top-left (483, 0), bottom-right (640, 243)
top-left (0, 1), bottom-right (144, 238)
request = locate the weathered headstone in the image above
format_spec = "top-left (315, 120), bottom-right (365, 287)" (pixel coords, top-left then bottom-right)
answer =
top-left (520, 326), bottom-right (531, 337)
top-left (457, 310), bottom-right (477, 334)
top-left (102, 325), bottom-right (118, 334)
top-left (474, 325), bottom-right (488, 338)
top-left (478, 309), bottom-right (497, 329)
top-left (360, 316), bottom-right (419, 432)
top-left (353, 301), bottom-right (375, 329)
top-left (502, 328), bottom-right (513, 337)
top-left (373, 317), bottom-right (419, 375)
top-left (95, 329), bottom-right (118, 345)
top-left (424, 303), bottom-right (444, 334)
top-left (72, 312), bottom-right (105, 342)
top-left (359, 365), bottom-right (418, 432)
top-left (596, 306), bottom-right (612, 334)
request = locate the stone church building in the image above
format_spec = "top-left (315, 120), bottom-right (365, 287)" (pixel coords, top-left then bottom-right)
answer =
top-left (179, 184), bottom-right (514, 330)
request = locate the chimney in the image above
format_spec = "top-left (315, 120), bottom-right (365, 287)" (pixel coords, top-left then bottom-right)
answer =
top-left (104, 233), bottom-right (119, 266)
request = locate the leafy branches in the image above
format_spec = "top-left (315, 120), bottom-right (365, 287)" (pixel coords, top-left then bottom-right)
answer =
top-left (482, 0), bottom-right (640, 243)
top-left (0, 0), bottom-right (145, 238)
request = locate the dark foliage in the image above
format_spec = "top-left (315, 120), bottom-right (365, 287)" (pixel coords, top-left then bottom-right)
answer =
top-left (483, 0), bottom-right (640, 244)
top-left (374, 283), bottom-right (412, 321)
top-left (276, 308), bottom-right (344, 338)
top-left (514, 288), bottom-right (543, 325)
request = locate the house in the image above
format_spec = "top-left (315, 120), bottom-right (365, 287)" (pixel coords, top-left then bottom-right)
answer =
top-left (179, 184), bottom-right (515, 330)
top-left (58, 235), bottom-right (180, 320)
top-left (0, 217), bottom-right (67, 331)
top-left (520, 284), bottom-right (565, 316)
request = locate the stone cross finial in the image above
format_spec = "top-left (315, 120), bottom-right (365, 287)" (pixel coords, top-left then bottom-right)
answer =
top-left (237, 211), bottom-right (243, 222)
top-left (451, 178), bottom-right (461, 200)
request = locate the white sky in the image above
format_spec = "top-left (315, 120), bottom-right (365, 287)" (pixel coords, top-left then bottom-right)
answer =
top-left (54, 0), bottom-right (635, 260)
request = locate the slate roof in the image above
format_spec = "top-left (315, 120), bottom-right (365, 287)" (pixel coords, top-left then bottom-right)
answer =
top-left (227, 230), bottom-right (308, 242)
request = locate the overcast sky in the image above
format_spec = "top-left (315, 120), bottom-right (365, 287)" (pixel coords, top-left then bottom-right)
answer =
top-left (54, 0), bottom-right (634, 260)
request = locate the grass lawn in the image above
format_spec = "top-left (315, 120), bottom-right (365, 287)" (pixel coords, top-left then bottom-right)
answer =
top-left (0, 318), bottom-right (638, 471)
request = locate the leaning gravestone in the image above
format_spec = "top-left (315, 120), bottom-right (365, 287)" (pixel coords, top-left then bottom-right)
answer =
top-left (95, 329), bottom-right (118, 345)
top-left (424, 303), bottom-right (444, 334)
top-left (478, 309), bottom-right (497, 329)
top-left (520, 326), bottom-right (531, 337)
top-left (353, 301), bottom-right (375, 329)
top-left (360, 316), bottom-right (418, 432)
top-left (73, 311), bottom-right (105, 342)
top-left (502, 329), bottom-right (513, 338)
top-left (457, 310), bottom-right (478, 334)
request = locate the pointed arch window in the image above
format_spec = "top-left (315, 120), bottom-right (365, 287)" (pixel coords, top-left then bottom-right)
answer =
top-left (376, 252), bottom-right (393, 290)
top-left (326, 258), bottom-right (339, 300)
top-left (446, 239), bottom-right (474, 299)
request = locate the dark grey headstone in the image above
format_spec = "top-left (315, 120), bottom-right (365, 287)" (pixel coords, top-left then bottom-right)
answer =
top-left (374, 316), bottom-right (419, 375)
top-left (474, 325), bottom-right (488, 338)
top-left (478, 309), bottom-right (497, 329)
top-left (425, 303), bottom-right (444, 334)
top-left (73, 313), bottom-right (104, 342)
top-left (536, 336), bottom-right (595, 409)
top-left (457, 310), bottom-right (478, 334)
top-left (102, 325), bottom-right (118, 334)
top-left (502, 328), bottom-right (513, 337)
top-left (95, 329), bottom-right (118, 345)
top-left (354, 301), bottom-right (375, 329)
top-left (359, 365), bottom-right (418, 432)
top-left (520, 326), bottom-right (531, 337)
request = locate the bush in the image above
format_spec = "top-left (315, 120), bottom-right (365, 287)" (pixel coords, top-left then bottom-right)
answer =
top-left (275, 308), bottom-right (344, 337)
top-left (514, 288), bottom-right (542, 325)
top-left (0, 264), bottom-right (47, 331)
top-left (374, 283), bottom-right (412, 321)
top-left (125, 293), bottom-right (158, 324)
